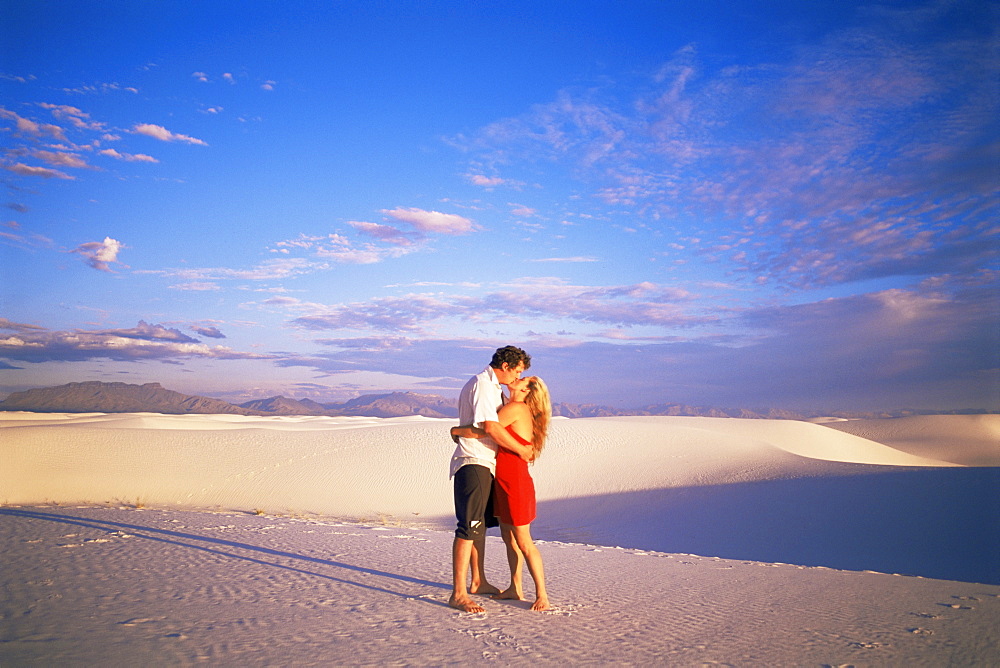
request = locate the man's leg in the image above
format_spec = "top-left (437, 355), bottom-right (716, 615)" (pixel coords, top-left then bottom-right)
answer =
top-left (469, 534), bottom-right (500, 595)
top-left (450, 537), bottom-right (484, 613)
top-left (450, 465), bottom-right (496, 611)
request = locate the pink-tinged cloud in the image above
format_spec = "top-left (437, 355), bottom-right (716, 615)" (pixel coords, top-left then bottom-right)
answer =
top-left (140, 257), bottom-right (320, 281)
top-left (0, 321), bottom-right (274, 364)
top-left (0, 107), bottom-right (66, 140)
top-left (191, 325), bottom-right (226, 339)
top-left (37, 103), bottom-right (104, 131)
top-left (32, 150), bottom-right (92, 170)
top-left (469, 174), bottom-right (505, 187)
top-left (463, 20), bottom-right (998, 289)
top-left (288, 279), bottom-right (702, 334)
top-left (348, 221), bottom-right (416, 246)
top-left (381, 207), bottom-right (476, 235)
top-left (3, 163), bottom-right (74, 180)
top-left (71, 237), bottom-right (124, 272)
top-left (133, 123), bottom-right (208, 146)
top-left (99, 148), bottom-right (159, 163)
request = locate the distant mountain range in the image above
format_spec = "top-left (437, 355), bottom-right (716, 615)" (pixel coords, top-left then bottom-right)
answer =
top-left (0, 381), bottom-right (991, 420)
top-left (0, 382), bottom-right (462, 419)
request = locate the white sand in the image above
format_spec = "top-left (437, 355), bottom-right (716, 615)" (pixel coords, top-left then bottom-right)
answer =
top-left (2, 412), bottom-right (998, 665)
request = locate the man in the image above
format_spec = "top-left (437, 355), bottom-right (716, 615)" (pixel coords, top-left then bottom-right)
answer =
top-left (449, 345), bottom-right (532, 613)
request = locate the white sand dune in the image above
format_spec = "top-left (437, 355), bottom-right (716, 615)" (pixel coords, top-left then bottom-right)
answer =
top-left (2, 412), bottom-right (998, 665)
top-left (820, 414), bottom-right (1000, 466)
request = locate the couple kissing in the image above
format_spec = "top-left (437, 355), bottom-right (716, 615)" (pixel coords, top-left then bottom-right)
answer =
top-left (448, 345), bottom-right (552, 613)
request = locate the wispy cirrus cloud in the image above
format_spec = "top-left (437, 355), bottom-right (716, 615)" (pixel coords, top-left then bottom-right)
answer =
top-left (275, 273), bottom-right (999, 410)
top-left (141, 257), bottom-right (321, 281)
top-left (459, 4), bottom-right (999, 289)
top-left (283, 279), bottom-right (703, 335)
top-left (527, 256), bottom-right (599, 263)
top-left (269, 207), bottom-right (480, 268)
top-left (2, 163), bottom-right (74, 180)
top-left (0, 221), bottom-right (53, 249)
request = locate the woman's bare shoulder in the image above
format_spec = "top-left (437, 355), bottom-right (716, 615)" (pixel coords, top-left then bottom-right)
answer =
top-left (499, 400), bottom-right (530, 421)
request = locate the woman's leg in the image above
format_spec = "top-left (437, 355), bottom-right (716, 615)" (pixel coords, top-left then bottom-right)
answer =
top-left (510, 523), bottom-right (550, 611)
top-left (493, 522), bottom-right (525, 600)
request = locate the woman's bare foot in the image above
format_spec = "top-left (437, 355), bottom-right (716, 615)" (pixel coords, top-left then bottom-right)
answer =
top-left (491, 586), bottom-right (524, 601)
top-left (530, 597), bottom-right (551, 611)
top-left (449, 594), bottom-right (485, 613)
top-left (470, 582), bottom-right (501, 596)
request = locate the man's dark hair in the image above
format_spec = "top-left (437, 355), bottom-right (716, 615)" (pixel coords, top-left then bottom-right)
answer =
top-left (490, 345), bottom-right (531, 371)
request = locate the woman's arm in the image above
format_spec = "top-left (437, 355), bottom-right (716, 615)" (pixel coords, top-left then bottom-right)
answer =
top-left (483, 420), bottom-right (533, 461)
top-left (451, 413), bottom-right (533, 462)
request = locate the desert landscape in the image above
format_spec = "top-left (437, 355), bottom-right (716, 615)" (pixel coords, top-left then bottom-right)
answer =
top-left (1, 411), bottom-right (997, 665)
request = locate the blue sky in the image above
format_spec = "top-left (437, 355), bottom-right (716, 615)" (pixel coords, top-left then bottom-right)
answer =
top-left (2, 0), bottom-right (997, 412)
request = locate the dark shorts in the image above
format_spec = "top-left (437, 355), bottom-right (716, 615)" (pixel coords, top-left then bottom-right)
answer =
top-left (453, 464), bottom-right (499, 540)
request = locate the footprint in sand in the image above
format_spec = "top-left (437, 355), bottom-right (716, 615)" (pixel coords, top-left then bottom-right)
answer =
top-left (940, 603), bottom-right (974, 610)
top-left (907, 628), bottom-right (933, 635)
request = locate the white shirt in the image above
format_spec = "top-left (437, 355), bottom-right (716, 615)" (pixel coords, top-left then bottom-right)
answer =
top-left (449, 366), bottom-right (503, 478)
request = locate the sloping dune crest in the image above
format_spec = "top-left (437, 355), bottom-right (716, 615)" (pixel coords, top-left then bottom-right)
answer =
top-left (821, 414), bottom-right (1000, 466)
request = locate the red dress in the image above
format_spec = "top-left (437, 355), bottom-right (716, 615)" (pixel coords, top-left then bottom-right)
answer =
top-left (493, 424), bottom-right (536, 526)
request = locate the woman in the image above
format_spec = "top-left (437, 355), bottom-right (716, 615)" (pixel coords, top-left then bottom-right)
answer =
top-left (450, 376), bottom-right (552, 611)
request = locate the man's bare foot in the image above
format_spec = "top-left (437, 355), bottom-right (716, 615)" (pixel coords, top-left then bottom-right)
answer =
top-left (449, 594), bottom-right (486, 613)
top-left (491, 587), bottom-right (524, 601)
top-left (470, 582), bottom-right (501, 596)
top-left (530, 597), bottom-right (551, 612)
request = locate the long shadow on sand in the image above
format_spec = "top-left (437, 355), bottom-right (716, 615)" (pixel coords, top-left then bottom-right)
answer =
top-left (0, 508), bottom-right (451, 605)
top-left (532, 467), bottom-right (1000, 584)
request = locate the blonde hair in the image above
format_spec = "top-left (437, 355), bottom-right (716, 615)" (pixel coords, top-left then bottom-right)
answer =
top-left (524, 376), bottom-right (551, 459)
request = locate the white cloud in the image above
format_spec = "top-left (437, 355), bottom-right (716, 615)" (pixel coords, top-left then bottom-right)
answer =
top-left (71, 237), bottom-right (125, 272)
top-left (469, 174), bottom-right (505, 187)
top-left (98, 148), bottom-right (159, 163)
top-left (133, 123), bottom-right (208, 146)
top-left (509, 204), bottom-right (537, 217)
top-left (381, 207), bottom-right (476, 235)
